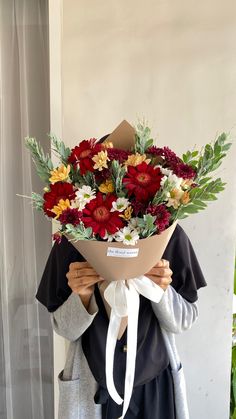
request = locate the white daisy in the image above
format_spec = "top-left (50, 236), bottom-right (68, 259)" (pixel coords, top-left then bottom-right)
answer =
top-left (73, 185), bottom-right (96, 210)
top-left (115, 227), bottom-right (139, 246)
top-left (111, 197), bottom-right (130, 212)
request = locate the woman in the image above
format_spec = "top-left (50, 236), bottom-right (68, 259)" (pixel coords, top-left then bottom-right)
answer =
top-left (36, 220), bottom-right (207, 419)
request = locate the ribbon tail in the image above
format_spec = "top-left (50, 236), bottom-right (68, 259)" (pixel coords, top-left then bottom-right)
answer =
top-left (105, 308), bottom-right (123, 405)
top-left (121, 283), bottom-right (140, 418)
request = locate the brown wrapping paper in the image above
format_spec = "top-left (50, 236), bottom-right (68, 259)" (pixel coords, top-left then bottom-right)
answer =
top-left (64, 221), bottom-right (177, 282)
top-left (105, 120), bottom-right (135, 149)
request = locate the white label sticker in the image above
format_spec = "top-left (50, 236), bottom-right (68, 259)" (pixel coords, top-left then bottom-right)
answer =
top-left (107, 247), bottom-right (139, 258)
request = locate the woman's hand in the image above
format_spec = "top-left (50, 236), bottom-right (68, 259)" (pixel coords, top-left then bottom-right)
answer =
top-left (145, 259), bottom-right (173, 291)
top-left (66, 261), bottom-right (102, 309)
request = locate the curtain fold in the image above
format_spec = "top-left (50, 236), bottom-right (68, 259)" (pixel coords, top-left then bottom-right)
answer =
top-left (0, 1), bottom-right (53, 418)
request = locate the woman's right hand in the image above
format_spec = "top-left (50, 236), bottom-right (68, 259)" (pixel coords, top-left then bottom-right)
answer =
top-left (66, 261), bottom-right (102, 309)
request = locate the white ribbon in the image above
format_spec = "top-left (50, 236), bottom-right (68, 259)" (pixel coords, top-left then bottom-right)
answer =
top-left (104, 275), bottom-right (164, 418)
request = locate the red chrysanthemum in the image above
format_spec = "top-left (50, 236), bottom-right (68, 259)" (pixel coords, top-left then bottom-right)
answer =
top-left (43, 182), bottom-right (76, 218)
top-left (59, 208), bottom-right (82, 226)
top-left (147, 204), bottom-right (171, 233)
top-left (94, 168), bottom-right (111, 183)
top-left (147, 146), bottom-right (181, 166)
top-left (107, 148), bottom-right (132, 163)
top-left (81, 192), bottom-right (124, 238)
top-left (131, 201), bottom-right (148, 216)
top-left (122, 162), bottom-right (163, 202)
top-left (171, 162), bottom-right (196, 179)
top-left (68, 138), bottom-right (102, 175)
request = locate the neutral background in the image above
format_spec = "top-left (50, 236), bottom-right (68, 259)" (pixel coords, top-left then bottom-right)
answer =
top-left (50, 1), bottom-right (236, 418)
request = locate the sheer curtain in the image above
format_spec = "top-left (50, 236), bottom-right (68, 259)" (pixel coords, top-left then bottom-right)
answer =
top-left (0, 1), bottom-right (53, 418)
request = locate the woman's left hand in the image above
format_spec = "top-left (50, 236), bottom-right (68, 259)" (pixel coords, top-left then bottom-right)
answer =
top-left (145, 259), bottom-right (173, 291)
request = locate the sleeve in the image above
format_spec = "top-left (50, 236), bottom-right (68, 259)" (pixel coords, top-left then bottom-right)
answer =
top-left (151, 286), bottom-right (199, 334)
top-left (50, 292), bottom-right (98, 341)
top-left (35, 235), bottom-right (86, 312)
top-left (162, 224), bottom-right (207, 303)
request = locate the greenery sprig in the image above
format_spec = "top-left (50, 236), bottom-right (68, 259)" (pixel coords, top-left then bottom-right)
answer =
top-left (111, 160), bottom-right (127, 197)
top-left (49, 133), bottom-right (71, 165)
top-left (63, 223), bottom-right (94, 241)
top-left (25, 137), bottom-right (53, 182)
top-left (134, 122), bottom-right (154, 154)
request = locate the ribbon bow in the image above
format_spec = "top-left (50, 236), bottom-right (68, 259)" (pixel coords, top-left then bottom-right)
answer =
top-left (104, 275), bottom-right (164, 418)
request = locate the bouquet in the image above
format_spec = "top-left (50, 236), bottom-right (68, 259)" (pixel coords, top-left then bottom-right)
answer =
top-left (21, 119), bottom-right (232, 417)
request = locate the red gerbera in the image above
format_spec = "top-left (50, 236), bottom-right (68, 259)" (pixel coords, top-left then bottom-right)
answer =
top-left (122, 162), bottom-right (163, 202)
top-left (43, 182), bottom-right (76, 218)
top-left (68, 138), bottom-right (102, 175)
top-left (81, 192), bottom-right (124, 238)
top-left (147, 204), bottom-right (171, 233)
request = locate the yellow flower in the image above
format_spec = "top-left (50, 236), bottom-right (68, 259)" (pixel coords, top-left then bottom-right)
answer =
top-left (49, 164), bottom-right (71, 184)
top-left (124, 153), bottom-right (151, 167)
top-left (51, 199), bottom-right (70, 219)
top-left (181, 179), bottom-right (194, 190)
top-left (102, 140), bottom-right (114, 149)
top-left (166, 188), bottom-right (184, 209)
top-left (119, 206), bottom-right (133, 221)
top-left (92, 150), bottom-right (110, 171)
top-left (181, 191), bottom-right (190, 205)
top-left (99, 179), bottom-right (115, 194)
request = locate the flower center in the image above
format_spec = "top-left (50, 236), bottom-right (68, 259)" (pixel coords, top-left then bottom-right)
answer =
top-left (93, 205), bottom-right (110, 222)
top-left (125, 234), bottom-right (132, 241)
top-left (80, 149), bottom-right (91, 158)
top-left (136, 172), bottom-right (151, 185)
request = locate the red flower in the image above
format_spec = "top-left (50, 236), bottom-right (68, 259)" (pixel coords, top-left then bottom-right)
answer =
top-left (59, 208), bottom-right (82, 226)
top-left (171, 162), bottom-right (196, 179)
top-left (68, 139), bottom-right (102, 175)
top-left (147, 146), bottom-right (181, 166)
top-left (122, 162), bottom-right (163, 202)
top-left (81, 192), bottom-right (124, 238)
top-left (52, 232), bottom-right (62, 244)
top-left (147, 204), bottom-right (171, 233)
top-left (107, 148), bottom-right (132, 163)
top-left (43, 182), bottom-right (75, 218)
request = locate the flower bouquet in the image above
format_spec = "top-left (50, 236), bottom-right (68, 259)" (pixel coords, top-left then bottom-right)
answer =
top-left (21, 119), bottom-right (231, 417)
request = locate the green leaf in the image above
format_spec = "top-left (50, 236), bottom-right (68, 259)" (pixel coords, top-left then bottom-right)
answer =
top-left (64, 223), bottom-right (94, 241)
top-left (49, 133), bottom-right (71, 164)
top-left (31, 192), bottom-right (44, 210)
top-left (25, 137), bottom-right (53, 182)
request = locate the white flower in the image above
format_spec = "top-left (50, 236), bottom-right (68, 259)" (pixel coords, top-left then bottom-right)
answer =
top-left (73, 185), bottom-right (96, 210)
top-left (160, 175), bottom-right (168, 187)
top-left (103, 231), bottom-right (115, 242)
top-left (111, 197), bottom-right (130, 212)
top-left (160, 172), bottom-right (183, 190)
top-left (128, 217), bottom-right (141, 233)
top-left (155, 165), bottom-right (173, 176)
top-left (168, 173), bottom-right (183, 189)
top-left (115, 227), bottom-right (139, 246)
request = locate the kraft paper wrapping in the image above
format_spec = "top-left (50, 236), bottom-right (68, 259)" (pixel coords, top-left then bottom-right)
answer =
top-left (64, 221), bottom-right (177, 282)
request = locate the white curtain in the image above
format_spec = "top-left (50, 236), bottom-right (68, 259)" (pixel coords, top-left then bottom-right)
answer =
top-left (0, 1), bottom-right (53, 418)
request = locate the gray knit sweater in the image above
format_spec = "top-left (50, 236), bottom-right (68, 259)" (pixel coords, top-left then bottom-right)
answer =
top-left (51, 285), bottom-right (199, 419)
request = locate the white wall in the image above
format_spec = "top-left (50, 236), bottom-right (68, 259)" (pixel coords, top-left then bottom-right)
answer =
top-left (51, 1), bottom-right (236, 417)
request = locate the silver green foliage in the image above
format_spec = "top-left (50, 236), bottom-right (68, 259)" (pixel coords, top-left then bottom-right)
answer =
top-left (25, 137), bottom-right (53, 182)
top-left (63, 222), bottom-right (94, 241)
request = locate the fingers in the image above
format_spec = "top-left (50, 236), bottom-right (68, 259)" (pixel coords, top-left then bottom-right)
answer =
top-left (147, 267), bottom-right (173, 277)
top-left (147, 274), bottom-right (172, 290)
top-left (69, 261), bottom-right (90, 270)
top-left (69, 267), bottom-right (98, 278)
top-left (154, 259), bottom-right (169, 268)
